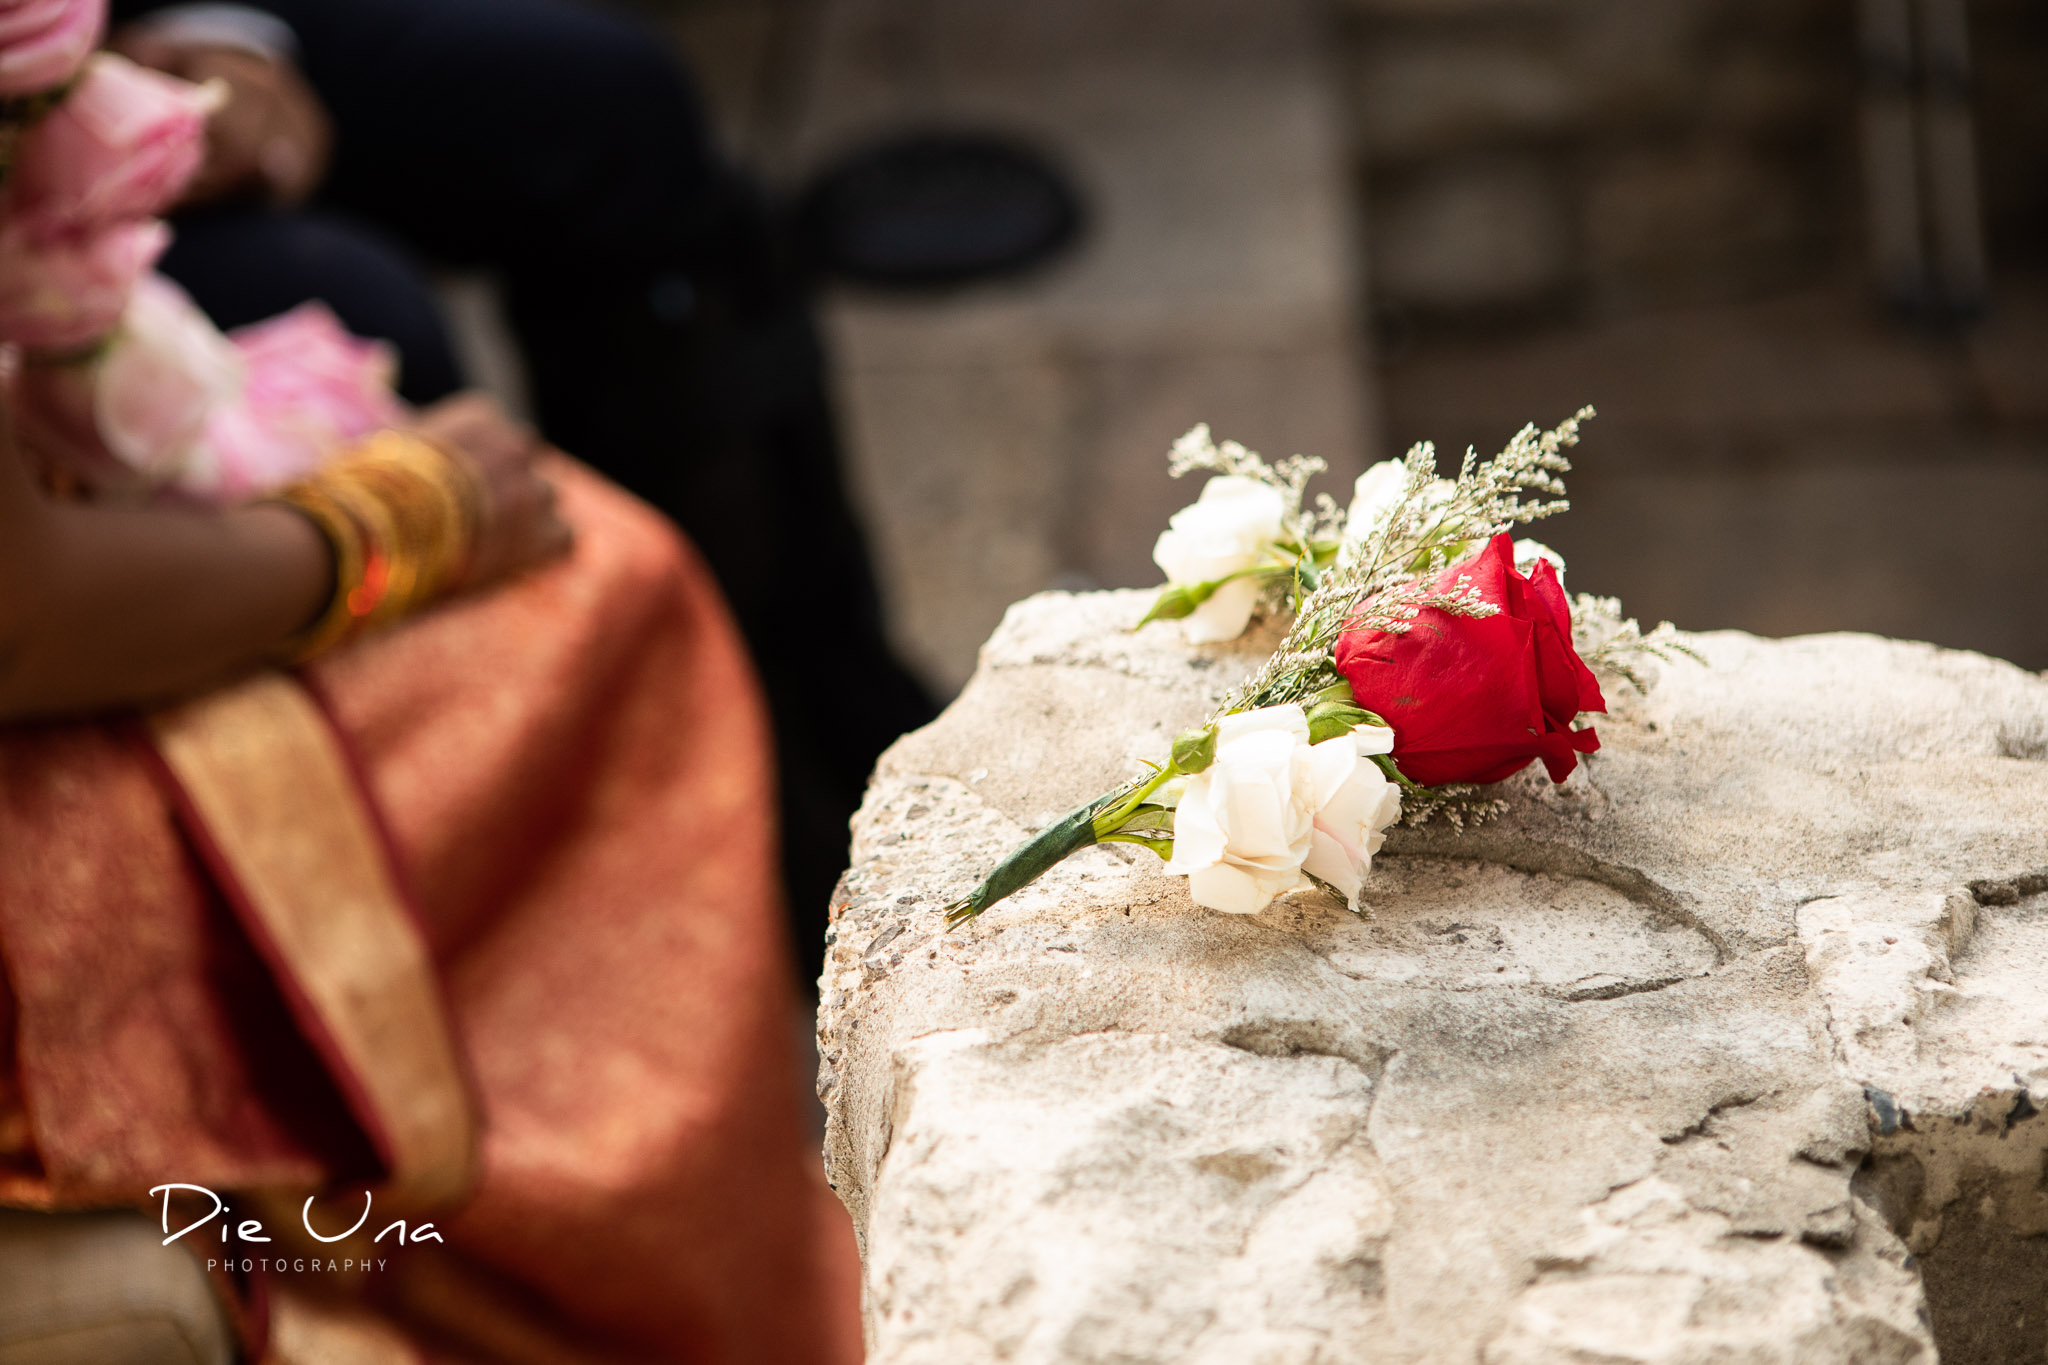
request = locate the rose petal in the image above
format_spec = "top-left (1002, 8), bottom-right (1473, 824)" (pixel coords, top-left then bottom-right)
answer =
top-left (1216, 705), bottom-right (1309, 746)
top-left (1302, 827), bottom-right (1361, 905)
top-left (1187, 861), bottom-right (1297, 915)
top-left (1163, 773), bottom-right (1227, 873)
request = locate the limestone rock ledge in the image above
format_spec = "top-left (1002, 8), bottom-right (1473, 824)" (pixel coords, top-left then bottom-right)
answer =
top-left (818, 590), bottom-right (2048, 1364)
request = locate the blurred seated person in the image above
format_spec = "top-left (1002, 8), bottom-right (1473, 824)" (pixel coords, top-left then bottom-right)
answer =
top-left (108, 0), bottom-right (938, 980)
top-left (0, 385), bottom-right (861, 1359)
top-left (0, 6), bottom-right (860, 1354)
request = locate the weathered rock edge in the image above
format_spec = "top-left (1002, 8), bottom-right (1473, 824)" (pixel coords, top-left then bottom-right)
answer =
top-left (819, 589), bottom-right (2048, 1364)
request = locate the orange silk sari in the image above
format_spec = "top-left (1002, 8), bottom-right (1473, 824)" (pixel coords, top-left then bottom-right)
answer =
top-left (0, 462), bottom-right (860, 1364)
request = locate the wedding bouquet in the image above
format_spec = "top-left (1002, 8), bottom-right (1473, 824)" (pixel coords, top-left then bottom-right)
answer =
top-left (945, 411), bottom-right (1691, 926)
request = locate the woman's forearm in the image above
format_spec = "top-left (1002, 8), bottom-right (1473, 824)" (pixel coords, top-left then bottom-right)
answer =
top-left (0, 494), bottom-right (332, 719)
top-left (0, 391), bottom-right (570, 719)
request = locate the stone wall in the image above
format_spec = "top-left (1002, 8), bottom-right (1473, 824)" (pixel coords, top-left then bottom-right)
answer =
top-left (819, 591), bottom-right (2048, 1362)
top-left (1332, 0), bottom-right (2048, 671)
top-left (1335, 0), bottom-right (2048, 326)
top-left (648, 0), bottom-right (2048, 670)
top-left (1338, 0), bottom-right (1852, 325)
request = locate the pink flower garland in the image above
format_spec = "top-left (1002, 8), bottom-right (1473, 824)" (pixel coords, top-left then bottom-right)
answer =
top-left (0, 0), bottom-right (411, 499)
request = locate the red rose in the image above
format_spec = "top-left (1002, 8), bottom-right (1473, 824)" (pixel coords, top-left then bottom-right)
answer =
top-left (1334, 533), bottom-right (1605, 787)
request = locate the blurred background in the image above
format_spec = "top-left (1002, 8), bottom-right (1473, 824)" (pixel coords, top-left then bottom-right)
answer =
top-left (470, 0), bottom-right (2048, 691)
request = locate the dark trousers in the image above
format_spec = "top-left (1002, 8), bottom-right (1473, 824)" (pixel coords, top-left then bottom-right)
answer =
top-left (150, 0), bottom-right (935, 984)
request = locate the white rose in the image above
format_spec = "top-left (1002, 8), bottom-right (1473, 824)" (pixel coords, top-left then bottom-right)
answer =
top-left (1513, 537), bottom-right (1566, 587)
top-left (1160, 705), bottom-right (1395, 915)
top-left (1344, 459), bottom-right (1407, 543)
top-left (1300, 723), bottom-right (1402, 912)
top-left (1345, 461), bottom-right (1462, 561)
top-left (94, 273), bottom-right (244, 481)
top-left (1151, 474), bottom-right (1286, 644)
top-left (1165, 705), bottom-right (1320, 913)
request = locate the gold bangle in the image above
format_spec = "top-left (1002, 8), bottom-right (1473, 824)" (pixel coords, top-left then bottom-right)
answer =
top-left (263, 429), bottom-right (486, 662)
top-left (388, 430), bottom-right (486, 572)
top-left (268, 482), bottom-right (370, 665)
top-left (337, 430), bottom-right (484, 608)
top-left (345, 459), bottom-right (459, 609)
top-left (316, 471), bottom-right (408, 626)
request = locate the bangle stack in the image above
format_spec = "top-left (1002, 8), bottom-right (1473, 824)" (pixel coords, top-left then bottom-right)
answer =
top-left (269, 430), bottom-right (487, 664)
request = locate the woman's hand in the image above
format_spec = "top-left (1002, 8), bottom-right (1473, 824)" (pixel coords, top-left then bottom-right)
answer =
top-left (110, 36), bottom-right (331, 207)
top-left (412, 394), bottom-right (575, 591)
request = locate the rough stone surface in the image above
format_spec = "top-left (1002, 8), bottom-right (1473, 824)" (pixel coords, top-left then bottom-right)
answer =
top-left (819, 592), bottom-right (2048, 1363)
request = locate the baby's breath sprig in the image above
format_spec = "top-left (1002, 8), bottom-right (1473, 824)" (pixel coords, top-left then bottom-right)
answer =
top-left (1571, 593), bottom-right (1704, 695)
top-left (1347, 407), bottom-right (1589, 588)
top-left (1395, 785), bottom-right (1510, 831)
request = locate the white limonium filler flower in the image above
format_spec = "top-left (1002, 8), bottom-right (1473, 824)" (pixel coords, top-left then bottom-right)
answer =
top-left (1151, 475), bottom-right (1286, 644)
top-left (1164, 704), bottom-right (1402, 915)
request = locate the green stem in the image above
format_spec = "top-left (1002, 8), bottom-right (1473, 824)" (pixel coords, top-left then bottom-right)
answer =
top-left (943, 793), bottom-right (1117, 928)
top-left (1093, 766), bottom-right (1176, 836)
top-left (1097, 832), bottom-right (1174, 858)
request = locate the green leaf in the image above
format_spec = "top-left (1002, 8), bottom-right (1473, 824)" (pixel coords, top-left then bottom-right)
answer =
top-left (1137, 582), bottom-right (1213, 625)
top-left (1097, 832), bottom-right (1174, 859)
top-left (1308, 679), bottom-right (1358, 705)
top-left (1306, 698), bottom-right (1373, 745)
top-left (1137, 562), bottom-right (1291, 629)
top-left (1371, 752), bottom-right (1422, 788)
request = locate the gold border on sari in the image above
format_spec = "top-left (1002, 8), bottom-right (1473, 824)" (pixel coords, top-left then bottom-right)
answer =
top-left (145, 672), bottom-right (476, 1210)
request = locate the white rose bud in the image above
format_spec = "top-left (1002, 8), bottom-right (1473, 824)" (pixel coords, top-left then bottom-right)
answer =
top-left (1300, 723), bottom-right (1402, 913)
top-left (1345, 462), bottom-right (1461, 561)
top-left (1151, 475), bottom-right (1286, 644)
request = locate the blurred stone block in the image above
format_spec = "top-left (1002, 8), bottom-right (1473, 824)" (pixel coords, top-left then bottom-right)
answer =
top-left (1351, 38), bottom-right (1578, 161)
top-left (1333, 0), bottom-right (1580, 17)
top-left (1552, 456), bottom-right (2048, 671)
top-left (1698, 50), bottom-right (1834, 135)
top-left (1584, 141), bottom-right (1821, 309)
top-left (1377, 284), bottom-right (2048, 669)
top-left (824, 342), bottom-right (1076, 690)
top-left (0, 1210), bottom-right (231, 1365)
top-left (1080, 342), bottom-right (1371, 593)
top-left (1383, 286), bottom-right (1965, 441)
top-left (1371, 156), bottom-right (1572, 310)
